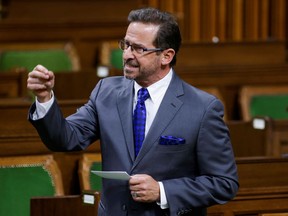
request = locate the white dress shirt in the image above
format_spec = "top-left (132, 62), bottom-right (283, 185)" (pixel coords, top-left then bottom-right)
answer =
top-left (133, 69), bottom-right (173, 209)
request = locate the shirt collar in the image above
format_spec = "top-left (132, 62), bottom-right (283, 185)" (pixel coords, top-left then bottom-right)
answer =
top-left (134, 69), bottom-right (173, 103)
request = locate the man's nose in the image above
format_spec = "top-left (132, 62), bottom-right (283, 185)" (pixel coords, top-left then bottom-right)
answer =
top-left (123, 46), bottom-right (134, 59)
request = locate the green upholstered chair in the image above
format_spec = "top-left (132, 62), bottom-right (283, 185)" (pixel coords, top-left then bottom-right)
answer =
top-left (0, 155), bottom-right (64, 216)
top-left (78, 153), bottom-right (102, 191)
top-left (99, 41), bottom-right (123, 70)
top-left (240, 85), bottom-right (288, 121)
top-left (0, 42), bottom-right (80, 72)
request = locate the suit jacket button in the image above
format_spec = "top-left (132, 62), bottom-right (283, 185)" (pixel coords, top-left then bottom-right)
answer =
top-left (122, 204), bottom-right (127, 211)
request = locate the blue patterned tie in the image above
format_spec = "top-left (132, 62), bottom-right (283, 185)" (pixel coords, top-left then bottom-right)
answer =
top-left (133, 88), bottom-right (150, 157)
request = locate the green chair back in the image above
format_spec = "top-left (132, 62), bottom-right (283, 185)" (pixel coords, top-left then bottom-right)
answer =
top-left (0, 50), bottom-right (73, 72)
top-left (110, 48), bottom-right (123, 70)
top-left (250, 95), bottom-right (288, 119)
top-left (0, 155), bottom-right (63, 216)
top-left (89, 162), bottom-right (102, 191)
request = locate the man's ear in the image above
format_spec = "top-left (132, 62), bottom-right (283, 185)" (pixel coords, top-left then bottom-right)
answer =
top-left (161, 48), bottom-right (175, 66)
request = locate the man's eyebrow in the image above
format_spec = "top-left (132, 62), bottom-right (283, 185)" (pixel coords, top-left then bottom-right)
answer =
top-left (125, 40), bottom-right (145, 47)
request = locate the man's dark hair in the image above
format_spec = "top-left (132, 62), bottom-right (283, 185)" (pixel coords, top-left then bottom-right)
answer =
top-left (127, 7), bottom-right (182, 66)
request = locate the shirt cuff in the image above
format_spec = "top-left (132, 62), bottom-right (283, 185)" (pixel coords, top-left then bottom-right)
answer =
top-left (157, 181), bottom-right (169, 209)
top-left (32, 92), bottom-right (54, 120)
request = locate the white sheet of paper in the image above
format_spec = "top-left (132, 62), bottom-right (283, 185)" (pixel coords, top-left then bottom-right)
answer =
top-left (91, 171), bottom-right (131, 180)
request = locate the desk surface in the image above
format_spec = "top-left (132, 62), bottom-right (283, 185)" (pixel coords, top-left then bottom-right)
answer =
top-left (30, 193), bottom-right (100, 216)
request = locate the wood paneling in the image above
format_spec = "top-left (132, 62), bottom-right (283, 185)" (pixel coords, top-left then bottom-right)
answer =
top-left (4, 0), bottom-right (137, 22)
top-left (176, 41), bottom-right (286, 67)
top-left (141, 0), bottom-right (286, 42)
top-left (0, 0), bottom-right (286, 70)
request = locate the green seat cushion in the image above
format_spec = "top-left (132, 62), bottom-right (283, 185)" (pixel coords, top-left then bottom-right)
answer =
top-left (0, 166), bottom-right (55, 216)
top-left (0, 50), bottom-right (73, 72)
top-left (250, 95), bottom-right (288, 119)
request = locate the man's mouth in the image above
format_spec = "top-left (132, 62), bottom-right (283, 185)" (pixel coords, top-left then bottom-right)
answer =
top-left (124, 60), bottom-right (139, 68)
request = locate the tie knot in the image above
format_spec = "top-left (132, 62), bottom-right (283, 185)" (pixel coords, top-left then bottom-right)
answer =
top-left (137, 88), bottom-right (150, 102)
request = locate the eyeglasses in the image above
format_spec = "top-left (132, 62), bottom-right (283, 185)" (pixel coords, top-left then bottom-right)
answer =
top-left (118, 39), bottom-right (163, 55)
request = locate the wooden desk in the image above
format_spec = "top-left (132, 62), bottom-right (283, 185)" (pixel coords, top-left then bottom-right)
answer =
top-left (30, 192), bottom-right (100, 216)
top-left (0, 70), bottom-right (27, 98)
top-left (208, 157), bottom-right (288, 216)
top-left (271, 120), bottom-right (288, 157)
top-left (0, 98), bottom-right (90, 139)
top-left (30, 195), bottom-right (288, 216)
top-left (208, 196), bottom-right (288, 216)
top-left (227, 118), bottom-right (273, 157)
top-left (0, 69), bottom-right (100, 100)
top-left (53, 71), bottom-right (100, 100)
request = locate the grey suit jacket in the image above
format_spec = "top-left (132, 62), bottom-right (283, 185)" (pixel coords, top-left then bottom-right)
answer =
top-left (29, 72), bottom-right (238, 216)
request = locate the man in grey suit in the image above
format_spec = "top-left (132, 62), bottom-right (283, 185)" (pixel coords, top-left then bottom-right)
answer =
top-left (27, 7), bottom-right (238, 216)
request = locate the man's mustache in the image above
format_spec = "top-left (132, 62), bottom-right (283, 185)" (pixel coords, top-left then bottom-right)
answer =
top-left (124, 59), bottom-right (139, 67)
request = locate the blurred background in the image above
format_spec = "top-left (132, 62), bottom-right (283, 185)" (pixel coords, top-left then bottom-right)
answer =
top-left (0, 1), bottom-right (288, 215)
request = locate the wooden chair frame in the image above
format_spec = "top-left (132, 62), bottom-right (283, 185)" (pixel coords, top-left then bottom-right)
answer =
top-left (78, 153), bottom-right (102, 191)
top-left (99, 41), bottom-right (119, 67)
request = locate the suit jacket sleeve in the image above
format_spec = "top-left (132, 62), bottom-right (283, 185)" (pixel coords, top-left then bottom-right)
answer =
top-left (28, 81), bottom-right (102, 152)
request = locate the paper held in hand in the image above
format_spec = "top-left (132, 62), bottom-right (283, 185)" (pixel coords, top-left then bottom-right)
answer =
top-left (91, 171), bottom-right (131, 180)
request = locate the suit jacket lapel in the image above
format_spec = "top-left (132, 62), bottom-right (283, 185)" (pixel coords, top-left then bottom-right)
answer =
top-left (116, 81), bottom-right (135, 161)
top-left (132, 73), bottom-right (184, 167)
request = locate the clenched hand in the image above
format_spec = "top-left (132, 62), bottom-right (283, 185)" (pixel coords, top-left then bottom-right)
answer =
top-left (27, 65), bottom-right (55, 103)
